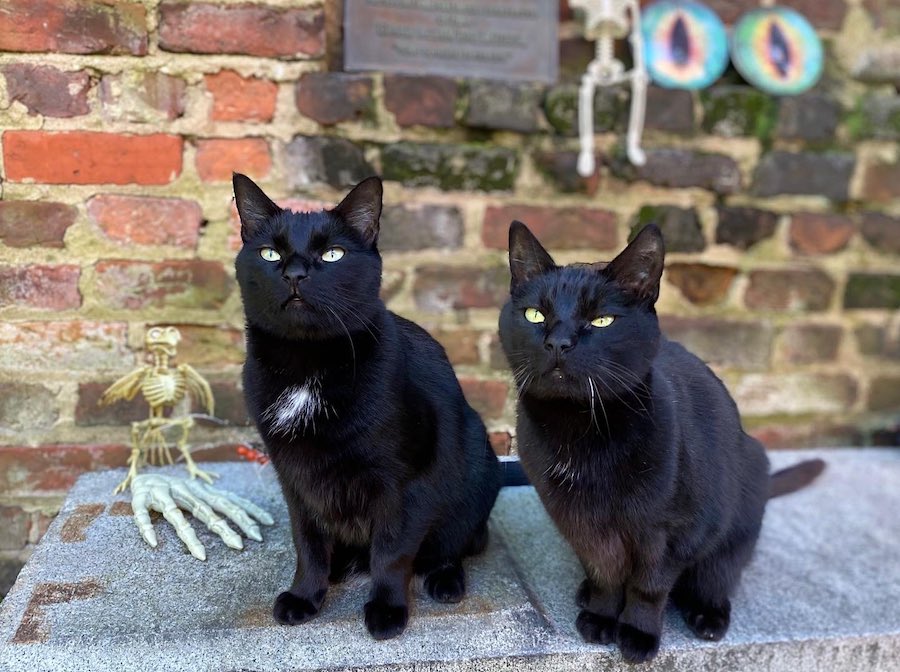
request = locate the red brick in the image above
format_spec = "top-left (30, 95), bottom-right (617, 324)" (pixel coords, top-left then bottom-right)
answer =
top-left (159, 2), bottom-right (323, 58)
top-left (534, 150), bottom-right (600, 195)
top-left (99, 72), bottom-right (186, 122)
top-left (860, 160), bottom-right (900, 202)
top-left (0, 265), bottom-right (81, 310)
top-left (778, 324), bottom-right (843, 364)
top-left (2, 131), bottom-right (183, 185)
top-left (732, 373), bottom-right (857, 417)
top-left (165, 324), bottom-right (246, 366)
top-left (384, 75), bottom-right (458, 128)
top-left (869, 376), bottom-right (900, 412)
top-left (0, 445), bottom-right (129, 495)
top-left (0, 382), bottom-right (59, 433)
top-left (413, 266), bottom-right (509, 312)
top-left (0, 201), bottom-right (76, 248)
top-left (431, 329), bottom-right (481, 366)
top-left (860, 212), bottom-right (900, 255)
top-left (0, 321), bottom-right (131, 372)
top-left (776, 324), bottom-right (843, 364)
top-left (0, 0), bottom-right (147, 55)
top-left (209, 379), bottom-right (251, 426)
top-left (75, 381), bottom-right (146, 427)
top-left (665, 263), bottom-right (738, 305)
top-left (661, 317), bottom-right (773, 369)
top-left (483, 205), bottom-right (618, 250)
top-left (2, 64), bottom-right (90, 117)
top-left (716, 206), bottom-right (779, 250)
top-left (205, 70), bottom-right (277, 122)
top-left (195, 138), bottom-right (270, 182)
top-left (87, 195), bottom-right (202, 248)
top-left (489, 431), bottom-right (512, 456)
top-left (745, 269), bottom-right (835, 312)
top-left (789, 213), bottom-right (856, 255)
top-left (458, 378), bottom-right (509, 419)
top-left (93, 260), bottom-right (232, 310)
top-left (295, 72), bottom-right (373, 125)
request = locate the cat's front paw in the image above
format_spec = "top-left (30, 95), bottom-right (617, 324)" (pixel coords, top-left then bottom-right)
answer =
top-left (617, 623), bottom-right (660, 664)
top-left (424, 564), bottom-right (465, 603)
top-left (576, 609), bottom-right (618, 644)
top-left (273, 591), bottom-right (322, 626)
top-left (684, 602), bottom-right (731, 641)
top-left (364, 599), bottom-right (408, 640)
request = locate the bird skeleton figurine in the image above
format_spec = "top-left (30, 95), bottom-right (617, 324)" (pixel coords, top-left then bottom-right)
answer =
top-left (100, 326), bottom-right (217, 494)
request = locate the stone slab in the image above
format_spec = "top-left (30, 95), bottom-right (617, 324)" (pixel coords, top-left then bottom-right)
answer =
top-left (0, 449), bottom-right (898, 671)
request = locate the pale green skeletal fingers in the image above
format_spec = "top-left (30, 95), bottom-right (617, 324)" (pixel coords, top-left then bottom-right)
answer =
top-left (185, 480), bottom-right (265, 542)
top-left (170, 481), bottom-right (243, 550)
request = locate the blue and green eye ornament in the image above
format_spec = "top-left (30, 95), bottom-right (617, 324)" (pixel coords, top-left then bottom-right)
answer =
top-left (731, 6), bottom-right (824, 96)
top-left (641, 1), bottom-right (729, 90)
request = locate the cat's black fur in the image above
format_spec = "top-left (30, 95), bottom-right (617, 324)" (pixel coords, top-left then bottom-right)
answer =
top-left (499, 221), bottom-right (824, 664)
top-left (233, 174), bottom-right (502, 640)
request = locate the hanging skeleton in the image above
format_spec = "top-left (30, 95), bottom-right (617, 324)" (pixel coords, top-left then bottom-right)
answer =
top-left (571, 0), bottom-right (648, 174)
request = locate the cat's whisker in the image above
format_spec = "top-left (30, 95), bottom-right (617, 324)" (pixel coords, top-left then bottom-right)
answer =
top-left (325, 305), bottom-right (357, 379)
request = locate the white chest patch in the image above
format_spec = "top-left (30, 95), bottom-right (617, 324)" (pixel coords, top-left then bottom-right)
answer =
top-left (263, 380), bottom-right (329, 436)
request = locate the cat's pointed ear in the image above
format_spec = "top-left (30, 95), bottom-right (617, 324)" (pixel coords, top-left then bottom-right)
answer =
top-left (333, 176), bottom-right (382, 246)
top-left (604, 224), bottom-right (665, 303)
top-left (509, 220), bottom-right (556, 290)
top-left (233, 173), bottom-right (281, 243)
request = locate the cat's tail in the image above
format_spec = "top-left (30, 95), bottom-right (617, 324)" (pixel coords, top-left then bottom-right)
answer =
top-left (769, 459), bottom-right (826, 498)
top-left (500, 457), bottom-right (530, 487)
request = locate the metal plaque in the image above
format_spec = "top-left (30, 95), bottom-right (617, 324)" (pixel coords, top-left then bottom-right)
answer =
top-left (344, 0), bottom-right (559, 83)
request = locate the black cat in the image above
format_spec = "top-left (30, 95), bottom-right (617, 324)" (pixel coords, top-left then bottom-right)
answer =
top-left (499, 221), bottom-right (824, 663)
top-left (233, 174), bottom-right (502, 640)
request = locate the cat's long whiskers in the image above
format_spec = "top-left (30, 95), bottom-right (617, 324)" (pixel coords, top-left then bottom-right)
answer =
top-left (589, 376), bottom-right (610, 438)
top-left (326, 305), bottom-right (357, 379)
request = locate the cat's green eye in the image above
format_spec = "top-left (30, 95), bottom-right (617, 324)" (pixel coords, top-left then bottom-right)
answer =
top-left (322, 247), bottom-right (345, 263)
top-left (259, 247), bottom-right (281, 262)
top-left (591, 316), bottom-right (615, 328)
top-left (524, 308), bottom-right (545, 324)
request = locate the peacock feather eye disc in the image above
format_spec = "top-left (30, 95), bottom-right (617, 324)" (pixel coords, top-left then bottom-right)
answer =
top-left (642, 1), bottom-right (729, 90)
top-left (731, 7), bottom-right (823, 96)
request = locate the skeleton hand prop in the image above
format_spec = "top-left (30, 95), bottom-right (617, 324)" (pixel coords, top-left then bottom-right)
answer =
top-left (131, 473), bottom-right (274, 561)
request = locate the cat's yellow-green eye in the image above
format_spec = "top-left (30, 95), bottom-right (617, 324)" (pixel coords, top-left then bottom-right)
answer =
top-left (260, 247), bottom-right (281, 262)
top-left (591, 316), bottom-right (615, 328)
top-left (322, 247), bottom-right (345, 262)
top-left (524, 308), bottom-right (545, 324)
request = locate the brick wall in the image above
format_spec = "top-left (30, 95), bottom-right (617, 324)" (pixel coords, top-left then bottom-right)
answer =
top-left (0, 0), bottom-right (898, 590)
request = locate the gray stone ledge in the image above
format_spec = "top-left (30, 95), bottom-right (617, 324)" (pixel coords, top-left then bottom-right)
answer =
top-left (0, 449), bottom-right (898, 671)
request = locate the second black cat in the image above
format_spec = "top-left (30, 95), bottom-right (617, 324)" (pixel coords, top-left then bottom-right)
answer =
top-left (234, 174), bottom-right (502, 640)
top-left (499, 220), bottom-right (824, 663)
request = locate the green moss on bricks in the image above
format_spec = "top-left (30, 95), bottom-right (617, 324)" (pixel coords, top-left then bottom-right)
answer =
top-left (382, 143), bottom-right (519, 191)
top-left (544, 85), bottom-right (578, 135)
top-left (845, 274), bottom-right (900, 310)
top-left (701, 86), bottom-right (778, 140)
top-left (845, 94), bottom-right (900, 141)
top-left (542, 85), bottom-right (626, 136)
